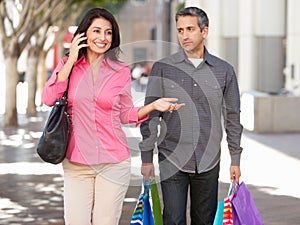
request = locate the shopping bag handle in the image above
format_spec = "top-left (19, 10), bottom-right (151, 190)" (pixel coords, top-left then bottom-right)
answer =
top-left (227, 178), bottom-right (239, 199)
top-left (143, 178), bottom-right (151, 195)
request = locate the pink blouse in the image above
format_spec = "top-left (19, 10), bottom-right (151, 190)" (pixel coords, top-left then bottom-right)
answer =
top-left (42, 56), bottom-right (147, 165)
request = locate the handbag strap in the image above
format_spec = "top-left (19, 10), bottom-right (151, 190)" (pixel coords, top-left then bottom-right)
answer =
top-left (62, 66), bottom-right (73, 99)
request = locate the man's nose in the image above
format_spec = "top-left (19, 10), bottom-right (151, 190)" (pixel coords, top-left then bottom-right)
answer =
top-left (182, 31), bottom-right (189, 39)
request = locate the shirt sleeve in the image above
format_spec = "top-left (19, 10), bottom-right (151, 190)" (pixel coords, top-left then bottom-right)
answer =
top-left (42, 57), bottom-right (69, 106)
top-left (119, 67), bottom-right (149, 126)
top-left (139, 62), bottom-right (164, 163)
top-left (223, 65), bottom-right (243, 166)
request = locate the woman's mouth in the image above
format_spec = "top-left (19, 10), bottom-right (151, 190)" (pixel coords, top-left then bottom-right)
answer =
top-left (95, 42), bottom-right (106, 48)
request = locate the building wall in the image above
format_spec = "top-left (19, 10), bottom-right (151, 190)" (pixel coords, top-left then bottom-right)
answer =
top-left (117, 0), bottom-right (179, 68)
top-left (285, 0), bottom-right (300, 95)
top-left (186, 0), bottom-right (287, 94)
top-left (117, 0), bottom-right (299, 96)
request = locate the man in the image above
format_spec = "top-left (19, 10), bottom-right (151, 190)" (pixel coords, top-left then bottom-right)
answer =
top-left (139, 6), bottom-right (243, 225)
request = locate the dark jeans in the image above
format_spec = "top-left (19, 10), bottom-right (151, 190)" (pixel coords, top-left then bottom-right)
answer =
top-left (159, 160), bottom-right (220, 225)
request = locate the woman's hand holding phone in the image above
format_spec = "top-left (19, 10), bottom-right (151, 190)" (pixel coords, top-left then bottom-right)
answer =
top-left (68, 33), bottom-right (89, 64)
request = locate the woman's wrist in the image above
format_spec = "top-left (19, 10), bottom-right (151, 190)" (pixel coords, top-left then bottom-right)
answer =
top-left (148, 101), bottom-right (156, 112)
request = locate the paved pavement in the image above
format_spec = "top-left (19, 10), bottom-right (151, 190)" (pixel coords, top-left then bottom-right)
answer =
top-left (1, 90), bottom-right (300, 224)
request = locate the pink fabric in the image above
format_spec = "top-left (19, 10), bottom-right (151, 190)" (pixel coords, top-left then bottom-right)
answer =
top-left (42, 56), bottom-right (147, 165)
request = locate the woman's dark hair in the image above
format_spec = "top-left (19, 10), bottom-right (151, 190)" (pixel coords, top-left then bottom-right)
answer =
top-left (175, 7), bottom-right (209, 32)
top-left (73, 7), bottom-right (121, 61)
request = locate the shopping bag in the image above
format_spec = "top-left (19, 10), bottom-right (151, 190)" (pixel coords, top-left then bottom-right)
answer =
top-left (213, 199), bottom-right (224, 225)
top-left (131, 180), bottom-right (162, 225)
top-left (232, 182), bottom-right (264, 225)
top-left (150, 181), bottom-right (163, 225)
top-left (222, 196), bottom-right (233, 224)
top-left (213, 182), bottom-right (235, 225)
top-left (130, 193), bottom-right (145, 224)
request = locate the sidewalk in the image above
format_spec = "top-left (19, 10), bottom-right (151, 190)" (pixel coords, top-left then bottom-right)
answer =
top-left (1, 109), bottom-right (300, 224)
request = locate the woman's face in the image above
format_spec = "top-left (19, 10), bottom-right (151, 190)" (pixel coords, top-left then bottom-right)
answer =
top-left (86, 17), bottom-right (113, 57)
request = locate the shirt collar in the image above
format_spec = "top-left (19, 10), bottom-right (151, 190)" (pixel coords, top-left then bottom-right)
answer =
top-left (75, 55), bottom-right (113, 67)
top-left (173, 46), bottom-right (216, 67)
top-left (74, 55), bottom-right (88, 66)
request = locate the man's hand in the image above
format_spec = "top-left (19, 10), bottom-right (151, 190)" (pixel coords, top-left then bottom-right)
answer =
top-left (230, 165), bottom-right (241, 183)
top-left (141, 162), bottom-right (155, 181)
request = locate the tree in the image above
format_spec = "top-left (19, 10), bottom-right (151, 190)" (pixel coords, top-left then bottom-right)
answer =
top-left (26, 5), bottom-right (86, 114)
top-left (0, 0), bottom-right (127, 127)
top-left (0, 0), bottom-right (81, 127)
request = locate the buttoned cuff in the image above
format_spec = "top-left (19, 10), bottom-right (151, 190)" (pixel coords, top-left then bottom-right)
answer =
top-left (141, 150), bottom-right (154, 163)
top-left (230, 152), bottom-right (241, 166)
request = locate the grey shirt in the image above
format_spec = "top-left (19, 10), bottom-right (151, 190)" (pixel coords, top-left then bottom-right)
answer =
top-left (139, 47), bottom-right (243, 173)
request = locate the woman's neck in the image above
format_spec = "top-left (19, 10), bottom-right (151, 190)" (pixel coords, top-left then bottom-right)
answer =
top-left (86, 52), bottom-right (104, 65)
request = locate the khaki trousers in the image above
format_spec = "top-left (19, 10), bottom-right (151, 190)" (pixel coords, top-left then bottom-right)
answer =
top-left (62, 158), bottom-right (131, 225)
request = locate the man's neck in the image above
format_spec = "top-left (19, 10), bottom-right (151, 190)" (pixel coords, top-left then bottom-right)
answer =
top-left (184, 48), bottom-right (204, 59)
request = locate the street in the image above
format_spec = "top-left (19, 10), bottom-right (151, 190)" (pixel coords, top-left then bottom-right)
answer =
top-left (0, 88), bottom-right (300, 224)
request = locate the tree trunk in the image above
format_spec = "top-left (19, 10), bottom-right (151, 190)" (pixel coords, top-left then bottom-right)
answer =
top-left (26, 47), bottom-right (39, 114)
top-left (36, 51), bottom-right (47, 107)
top-left (4, 57), bottom-right (18, 127)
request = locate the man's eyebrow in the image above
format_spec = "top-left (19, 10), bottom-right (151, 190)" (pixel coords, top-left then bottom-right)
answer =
top-left (177, 25), bottom-right (195, 29)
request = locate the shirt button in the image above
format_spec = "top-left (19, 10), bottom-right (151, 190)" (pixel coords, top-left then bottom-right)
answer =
top-left (194, 83), bottom-right (197, 87)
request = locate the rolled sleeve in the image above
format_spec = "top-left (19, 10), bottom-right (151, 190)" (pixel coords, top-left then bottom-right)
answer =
top-left (128, 106), bottom-right (149, 126)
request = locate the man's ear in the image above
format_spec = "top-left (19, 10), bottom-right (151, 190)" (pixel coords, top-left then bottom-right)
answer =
top-left (202, 26), bottom-right (209, 38)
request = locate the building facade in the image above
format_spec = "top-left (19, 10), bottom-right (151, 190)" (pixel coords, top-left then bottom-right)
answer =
top-left (118, 0), bottom-right (299, 96)
top-left (117, 0), bottom-right (300, 132)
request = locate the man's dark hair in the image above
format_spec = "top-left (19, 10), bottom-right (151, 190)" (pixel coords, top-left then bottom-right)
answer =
top-left (175, 7), bottom-right (209, 31)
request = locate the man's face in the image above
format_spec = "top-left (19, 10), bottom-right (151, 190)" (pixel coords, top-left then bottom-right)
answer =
top-left (176, 15), bottom-right (208, 57)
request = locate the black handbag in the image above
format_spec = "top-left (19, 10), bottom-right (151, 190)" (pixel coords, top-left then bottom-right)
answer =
top-left (37, 73), bottom-right (72, 164)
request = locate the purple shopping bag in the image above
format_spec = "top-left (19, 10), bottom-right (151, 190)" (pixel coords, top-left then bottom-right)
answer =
top-left (232, 182), bottom-right (264, 225)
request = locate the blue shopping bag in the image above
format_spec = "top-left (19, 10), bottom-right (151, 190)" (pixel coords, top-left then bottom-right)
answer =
top-left (130, 180), bottom-right (155, 225)
top-left (213, 199), bottom-right (225, 225)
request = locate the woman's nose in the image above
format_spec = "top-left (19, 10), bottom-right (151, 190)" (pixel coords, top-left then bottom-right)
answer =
top-left (99, 32), bottom-right (106, 40)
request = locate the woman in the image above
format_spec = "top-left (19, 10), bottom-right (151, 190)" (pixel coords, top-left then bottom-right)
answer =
top-left (42, 7), bottom-right (183, 225)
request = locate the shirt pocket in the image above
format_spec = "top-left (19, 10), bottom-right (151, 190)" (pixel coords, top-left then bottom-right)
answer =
top-left (197, 79), bottom-right (225, 105)
top-left (163, 79), bottom-right (185, 98)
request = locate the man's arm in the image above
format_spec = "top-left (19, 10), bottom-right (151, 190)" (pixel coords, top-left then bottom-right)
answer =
top-left (223, 66), bottom-right (243, 182)
top-left (139, 62), bottom-right (164, 180)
